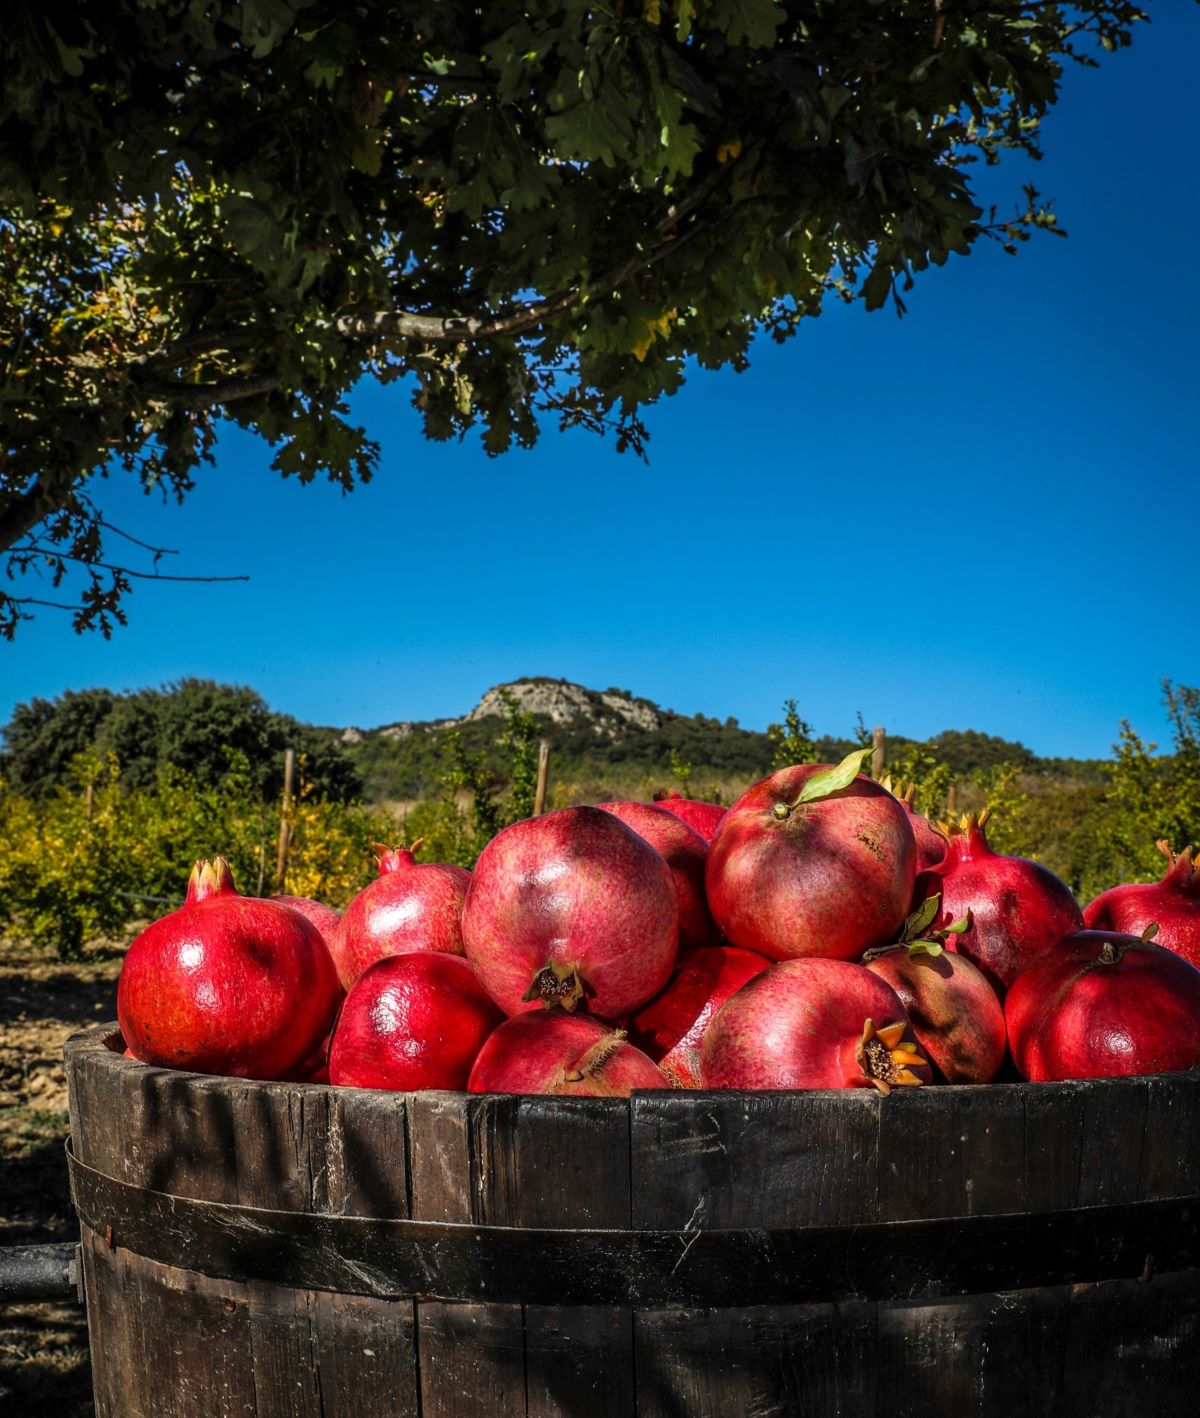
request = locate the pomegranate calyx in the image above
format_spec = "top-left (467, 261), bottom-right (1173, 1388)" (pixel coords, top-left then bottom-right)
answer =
top-left (775, 746), bottom-right (873, 820)
top-left (879, 774), bottom-right (917, 808)
top-left (1156, 841), bottom-right (1199, 890)
top-left (855, 1018), bottom-right (927, 1096)
top-left (186, 857), bottom-right (237, 904)
top-left (652, 789), bottom-right (683, 802)
top-left (372, 840), bottom-right (423, 875)
top-left (523, 961), bottom-right (586, 1011)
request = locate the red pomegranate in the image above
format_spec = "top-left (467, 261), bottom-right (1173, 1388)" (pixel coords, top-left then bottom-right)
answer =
top-left (328, 951), bottom-right (502, 1091)
top-left (699, 958), bottom-right (930, 1093)
top-left (879, 776), bottom-right (946, 873)
top-left (1083, 841), bottom-right (1200, 968)
top-left (596, 800), bottom-right (720, 949)
top-left (705, 750), bottom-right (916, 961)
top-left (272, 895), bottom-right (342, 952)
top-left (462, 806), bottom-right (679, 1018)
top-left (468, 1013), bottom-right (667, 1096)
top-left (1006, 927), bottom-right (1200, 1081)
top-left (118, 858), bottom-right (342, 1079)
top-left (629, 944), bottom-right (771, 1087)
top-left (864, 896), bottom-right (1005, 1084)
top-left (922, 811), bottom-right (1083, 993)
top-left (651, 789), bottom-right (726, 843)
top-left (332, 841), bottom-right (471, 990)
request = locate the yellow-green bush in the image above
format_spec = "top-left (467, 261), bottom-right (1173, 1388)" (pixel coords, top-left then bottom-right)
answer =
top-left (0, 751), bottom-right (393, 956)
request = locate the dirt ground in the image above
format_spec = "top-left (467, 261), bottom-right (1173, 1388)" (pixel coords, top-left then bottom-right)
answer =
top-left (0, 937), bottom-right (125, 1417)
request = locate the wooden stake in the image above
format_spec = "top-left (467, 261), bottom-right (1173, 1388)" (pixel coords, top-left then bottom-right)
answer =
top-left (534, 740), bottom-right (550, 816)
top-left (947, 783), bottom-right (959, 815)
top-left (85, 781), bottom-right (95, 822)
top-left (872, 727), bottom-right (886, 780)
top-left (275, 749), bottom-right (296, 894)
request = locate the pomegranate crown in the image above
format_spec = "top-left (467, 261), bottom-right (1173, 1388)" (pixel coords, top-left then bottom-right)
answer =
top-left (372, 840), bottom-right (425, 875)
top-left (1156, 841), bottom-right (1199, 889)
top-left (877, 774), bottom-right (917, 808)
top-left (185, 856), bottom-right (237, 904)
top-left (932, 807), bottom-right (993, 845)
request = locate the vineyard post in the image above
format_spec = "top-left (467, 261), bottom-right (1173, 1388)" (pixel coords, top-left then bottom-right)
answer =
top-left (948, 783), bottom-right (959, 815)
top-left (534, 739), bottom-right (550, 816)
top-left (275, 748), bottom-right (296, 893)
top-left (84, 781), bottom-right (94, 822)
top-left (872, 727), bottom-right (886, 780)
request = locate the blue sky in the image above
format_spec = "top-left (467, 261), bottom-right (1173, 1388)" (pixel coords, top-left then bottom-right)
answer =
top-left (3, 10), bottom-right (1198, 759)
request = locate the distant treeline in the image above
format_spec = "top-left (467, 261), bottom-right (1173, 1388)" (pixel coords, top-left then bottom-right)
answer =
top-left (0, 677), bottom-right (1110, 808)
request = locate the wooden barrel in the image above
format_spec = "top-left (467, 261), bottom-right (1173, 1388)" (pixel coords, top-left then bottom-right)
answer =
top-left (65, 1025), bottom-right (1200, 1416)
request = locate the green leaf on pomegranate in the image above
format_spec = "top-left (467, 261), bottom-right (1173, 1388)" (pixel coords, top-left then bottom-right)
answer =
top-left (942, 912), bottom-right (973, 936)
top-left (907, 938), bottom-right (945, 958)
top-left (902, 894), bottom-right (941, 940)
top-left (793, 746), bottom-right (874, 805)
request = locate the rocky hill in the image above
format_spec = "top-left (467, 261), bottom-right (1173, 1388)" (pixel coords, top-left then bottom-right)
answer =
top-left (341, 678), bottom-right (781, 802)
top-left (337, 677), bottom-right (1106, 805)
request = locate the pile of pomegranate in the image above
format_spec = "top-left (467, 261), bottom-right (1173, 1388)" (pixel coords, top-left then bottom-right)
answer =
top-left (116, 751), bottom-right (1200, 1095)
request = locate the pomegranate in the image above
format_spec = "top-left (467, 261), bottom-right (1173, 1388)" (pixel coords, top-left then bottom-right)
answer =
top-left (700, 958), bottom-right (929, 1092)
top-left (596, 800), bottom-right (720, 949)
top-left (705, 750), bottom-right (916, 961)
top-left (879, 775), bottom-right (946, 873)
top-left (468, 1013), bottom-right (667, 1096)
top-left (1083, 841), bottom-right (1200, 968)
top-left (332, 841), bottom-right (471, 990)
top-left (118, 858), bottom-right (342, 1079)
top-left (629, 944), bottom-right (772, 1087)
top-left (272, 895), bottom-right (342, 952)
top-left (462, 806), bottom-right (679, 1018)
top-left (864, 896), bottom-right (1006, 1083)
top-left (1006, 926), bottom-right (1200, 1081)
top-left (328, 951), bottom-right (502, 1091)
top-left (922, 810), bottom-right (1082, 993)
top-left (651, 789), bottom-right (726, 843)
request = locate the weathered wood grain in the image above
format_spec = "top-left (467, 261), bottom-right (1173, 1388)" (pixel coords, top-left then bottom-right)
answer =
top-left (64, 1029), bottom-right (1200, 1418)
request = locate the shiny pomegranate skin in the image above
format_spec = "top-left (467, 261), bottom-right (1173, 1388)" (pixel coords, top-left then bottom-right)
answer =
top-left (596, 800), bottom-right (720, 949)
top-left (651, 790), bottom-right (726, 843)
top-left (706, 767), bottom-right (916, 961)
top-left (271, 895), bottom-right (342, 952)
top-left (118, 858), bottom-right (342, 1079)
top-left (1006, 929), bottom-right (1200, 1081)
top-left (629, 945), bottom-right (771, 1087)
top-left (328, 951), bottom-right (502, 1091)
top-left (462, 806), bottom-right (679, 1018)
top-left (699, 958), bottom-right (930, 1092)
top-left (922, 813), bottom-right (1082, 993)
top-left (865, 946), bottom-right (1006, 1084)
top-left (332, 843), bottom-right (471, 990)
top-left (468, 1013), bottom-right (667, 1096)
top-left (1083, 842), bottom-right (1200, 969)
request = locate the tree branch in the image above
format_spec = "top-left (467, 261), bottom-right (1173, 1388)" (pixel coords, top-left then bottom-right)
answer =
top-left (11, 543), bottom-right (250, 584)
top-left (0, 470), bottom-right (84, 554)
top-left (127, 371), bottom-right (281, 406)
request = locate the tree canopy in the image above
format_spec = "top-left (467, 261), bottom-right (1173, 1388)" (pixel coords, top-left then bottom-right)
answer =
top-left (0, 0), bottom-right (1145, 634)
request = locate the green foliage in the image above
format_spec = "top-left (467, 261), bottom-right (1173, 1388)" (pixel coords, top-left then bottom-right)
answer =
top-left (0, 1), bottom-right (1147, 633)
top-left (0, 750), bottom-right (390, 957)
top-left (768, 699), bottom-right (817, 770)
top-left (497, 689), bottom-right (540, 824)
top-left (1, 679), bottom-right (361, 801)
top-left (668, 747), bottom-right (693, 795)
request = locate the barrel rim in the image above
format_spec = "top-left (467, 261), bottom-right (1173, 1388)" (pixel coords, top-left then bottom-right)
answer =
top-left (65, 1021), bottom-right (1200, 1104)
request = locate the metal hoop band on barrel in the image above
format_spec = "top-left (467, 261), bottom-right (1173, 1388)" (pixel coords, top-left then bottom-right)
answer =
top-left (67, 1142), bottom-right (1198, 1307)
